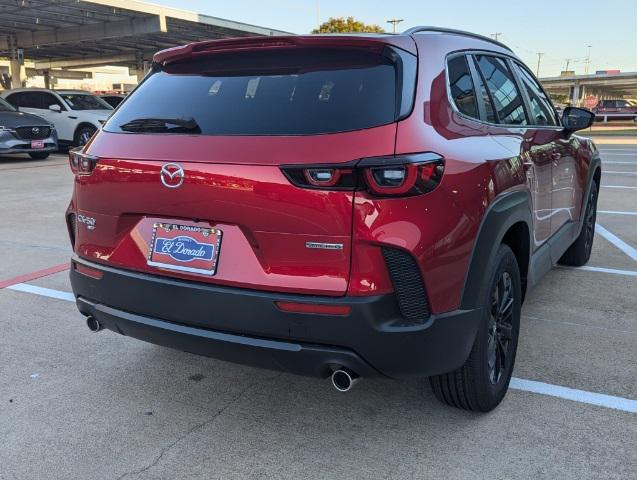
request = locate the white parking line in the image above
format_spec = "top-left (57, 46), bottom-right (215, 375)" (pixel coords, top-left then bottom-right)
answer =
top-left (2, 282), bottom-right (637, 414)
top-left (598, 210), bottom-right (637, 215)
top-left (603, 171), bottom-right (637, 175)
top-left (601, 185), bottom-right (637, 189)
top-left (565, 265), bottom-right (637, 277)
top-left (6, 283), bottom-right (75, 301)
top-left (509, 378), bottom-right (637, 413)
top-left (524, 314), bottom-right (637, 336)
top-left (604, 161), bottom-right (637, 165)
top-left (596, 224), bottom-right (637, 262)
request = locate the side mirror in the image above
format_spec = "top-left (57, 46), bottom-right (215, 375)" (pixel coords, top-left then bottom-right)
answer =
top-left (49, 104), bottom-right (62, 113)
top-left (562, 107), bottom-right (594, 133)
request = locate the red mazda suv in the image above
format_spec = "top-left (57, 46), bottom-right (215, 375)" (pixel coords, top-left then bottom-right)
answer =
top-left (67, 27), bottom-right (600, 411)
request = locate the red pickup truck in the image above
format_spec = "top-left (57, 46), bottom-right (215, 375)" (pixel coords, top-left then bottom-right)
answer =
top-left (592, 99), bottom-right (637, 121)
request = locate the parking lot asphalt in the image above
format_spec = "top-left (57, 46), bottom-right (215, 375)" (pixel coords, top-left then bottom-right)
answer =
top-left (1, 146), bottom-right (636, 479)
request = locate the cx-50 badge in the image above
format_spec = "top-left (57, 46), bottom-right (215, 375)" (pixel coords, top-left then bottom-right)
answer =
top-left (160, 163), bottom-right (185, 188)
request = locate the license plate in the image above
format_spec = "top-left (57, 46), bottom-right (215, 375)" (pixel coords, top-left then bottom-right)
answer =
top-left (147, 223), bottom-right (222, 276)
top-left (31, 140), bottom-right (44, 149)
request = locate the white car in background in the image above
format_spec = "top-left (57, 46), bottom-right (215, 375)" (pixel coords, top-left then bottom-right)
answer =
top-left (0, 88), bottom-right (112, 147)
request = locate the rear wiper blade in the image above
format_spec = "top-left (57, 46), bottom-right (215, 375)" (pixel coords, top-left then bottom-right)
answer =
top-left (119, 117), bottom-right (201, 133)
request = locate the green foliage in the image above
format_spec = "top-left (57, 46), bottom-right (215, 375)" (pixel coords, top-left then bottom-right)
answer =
top-left (312, 16), bottom-right (385, 34)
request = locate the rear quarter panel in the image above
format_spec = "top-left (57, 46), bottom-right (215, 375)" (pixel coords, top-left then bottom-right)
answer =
top-left (385, 34), bottom-right (529, 313)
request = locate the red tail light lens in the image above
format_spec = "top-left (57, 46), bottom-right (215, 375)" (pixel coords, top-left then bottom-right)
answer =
top-left (69, 148), bottom-right (99, 175)
top-left (281, 152), bottom-right (444, 197)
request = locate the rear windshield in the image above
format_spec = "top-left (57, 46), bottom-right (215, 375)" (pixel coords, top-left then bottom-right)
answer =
top-left (104, 48), bottom-right (401, 135)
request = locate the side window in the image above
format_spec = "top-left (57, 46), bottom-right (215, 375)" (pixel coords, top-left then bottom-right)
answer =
top-left (42, 93), bottom-right (64, 110)
top-left (4, 93), bottom-right (21, 108)
top-left (617, 100), bottom-right (629, 108)
top-left (20, 92), bottom-right (46, 109)
top-left (475, 55), bottom-right (527, 125)
top-left (512, 63), bottom-right (557, 126)
top-left (468, 56), bottom-right (497, 123)
top-left (447, 55), bottom-right (479, 119)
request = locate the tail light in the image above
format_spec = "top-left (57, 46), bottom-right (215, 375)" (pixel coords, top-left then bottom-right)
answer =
top-left (69, 148), bottom-right (99, 175)
top-left (281, 152), bottom-right (444, 197)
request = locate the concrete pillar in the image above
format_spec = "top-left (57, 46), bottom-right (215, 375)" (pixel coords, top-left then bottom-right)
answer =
top-left (9, 59), bottom-right (22, 88)
top-left (134, 51), bottom-right (146, 83)
top-left (571, 83), bottom-right (580, 107)
top-left (43, 70), bottom-right (51, 89)
top-left (8, 36), bottom-right (24, 89)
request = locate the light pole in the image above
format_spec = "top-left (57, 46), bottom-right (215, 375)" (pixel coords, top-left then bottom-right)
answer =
top-left (387, 19), bottom-right (404, 34)
top-left (584, 45), bottom-right (592, 74)
top-left (491, 32), bottom-right (502, 41)
top-left (536, 52), bottom-right (544, 77)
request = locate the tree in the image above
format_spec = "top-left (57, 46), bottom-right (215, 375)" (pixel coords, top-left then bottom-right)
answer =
top-left (312, 16), bottom-right (385, 34)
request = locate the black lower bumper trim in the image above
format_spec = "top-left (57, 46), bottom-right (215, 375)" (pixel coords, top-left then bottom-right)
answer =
top-left (70, 256), bottom-right (482, 379)
top-left (79, 297), bottom-right (377, 378)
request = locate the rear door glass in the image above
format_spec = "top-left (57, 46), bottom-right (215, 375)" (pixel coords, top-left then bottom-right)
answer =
top-left (105, 48), bottom-right (401, 135)
top-left (475, 55), bottom-right (527, 125)
top-left (447, 55), bottom-right (479, 119)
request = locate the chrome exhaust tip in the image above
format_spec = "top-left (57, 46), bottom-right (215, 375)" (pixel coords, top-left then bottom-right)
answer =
top-left (86, 316), bottom-right (103, 332)
top-left (331, 368), bottom-right (358, 392)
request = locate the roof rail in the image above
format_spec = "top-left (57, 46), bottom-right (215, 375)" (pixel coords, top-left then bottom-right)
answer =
top-left (402, 26), bottom-right (512, 52)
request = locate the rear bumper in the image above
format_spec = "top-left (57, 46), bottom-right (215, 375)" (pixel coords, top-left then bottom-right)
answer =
top-left (70, 256), bottom-right (482, 379)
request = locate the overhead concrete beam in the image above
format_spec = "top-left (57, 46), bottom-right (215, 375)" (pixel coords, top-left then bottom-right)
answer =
top-left (33, 53), bottom-right (144, 70)
top-left (84, 0), bottom-right (288, 36)
top-left (0, 15), bottom-right (166, 50)
top-left (0, 66), bottom-right (93, 80)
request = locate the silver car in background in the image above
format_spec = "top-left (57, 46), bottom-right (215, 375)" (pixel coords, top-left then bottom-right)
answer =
top-left (0, 97), bottom-right (57, 159)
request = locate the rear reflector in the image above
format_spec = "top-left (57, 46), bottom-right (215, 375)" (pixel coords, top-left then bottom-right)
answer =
top-left (275, 301), bottom-right (351, 316)
top-left (74, 262), bottom-right (103, 280)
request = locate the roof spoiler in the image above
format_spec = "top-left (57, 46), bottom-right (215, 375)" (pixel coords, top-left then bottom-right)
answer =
top-left (153, 34), bottom-right (417, 65)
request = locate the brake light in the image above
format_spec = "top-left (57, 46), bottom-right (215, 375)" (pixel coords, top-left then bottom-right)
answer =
top-left (69, 148), bottom-right (99, 175)
top-left (280, 152), bottom-right (444, 197)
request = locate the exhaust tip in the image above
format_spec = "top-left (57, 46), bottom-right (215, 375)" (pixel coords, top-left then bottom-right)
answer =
top-left (86, 316), bottom-right (103, 332)
top-left (331, 368), bottom-right (358, 392)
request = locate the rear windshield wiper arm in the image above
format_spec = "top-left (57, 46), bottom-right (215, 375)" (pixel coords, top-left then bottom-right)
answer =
top-left (119, 117), bottom-right (201, 133)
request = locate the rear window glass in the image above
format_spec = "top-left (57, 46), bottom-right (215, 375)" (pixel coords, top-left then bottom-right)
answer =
top-left (104, 48), bottom-right (399, 136)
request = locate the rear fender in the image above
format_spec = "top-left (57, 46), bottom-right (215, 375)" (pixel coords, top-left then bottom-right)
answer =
top-left (460, 190), bottom-right (533, 310)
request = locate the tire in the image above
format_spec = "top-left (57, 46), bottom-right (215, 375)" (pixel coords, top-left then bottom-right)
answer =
top-left (28, 152), bottom-right (49, 160)
top-left (74, 125), bottom-right (97, 147)
top-left (558, 181), bottom-right (598, 267)
top-left (429, 244), bottom-right (521, 412)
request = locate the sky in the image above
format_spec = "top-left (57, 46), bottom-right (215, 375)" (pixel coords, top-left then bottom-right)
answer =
top-left (148, 0), bottom-right (636, 77)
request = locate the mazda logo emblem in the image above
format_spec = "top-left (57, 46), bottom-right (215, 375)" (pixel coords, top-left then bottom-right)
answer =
top-left (160, 163), bottom-right (185, 188)
top-left (32, 127), bottom-right (40, 134)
